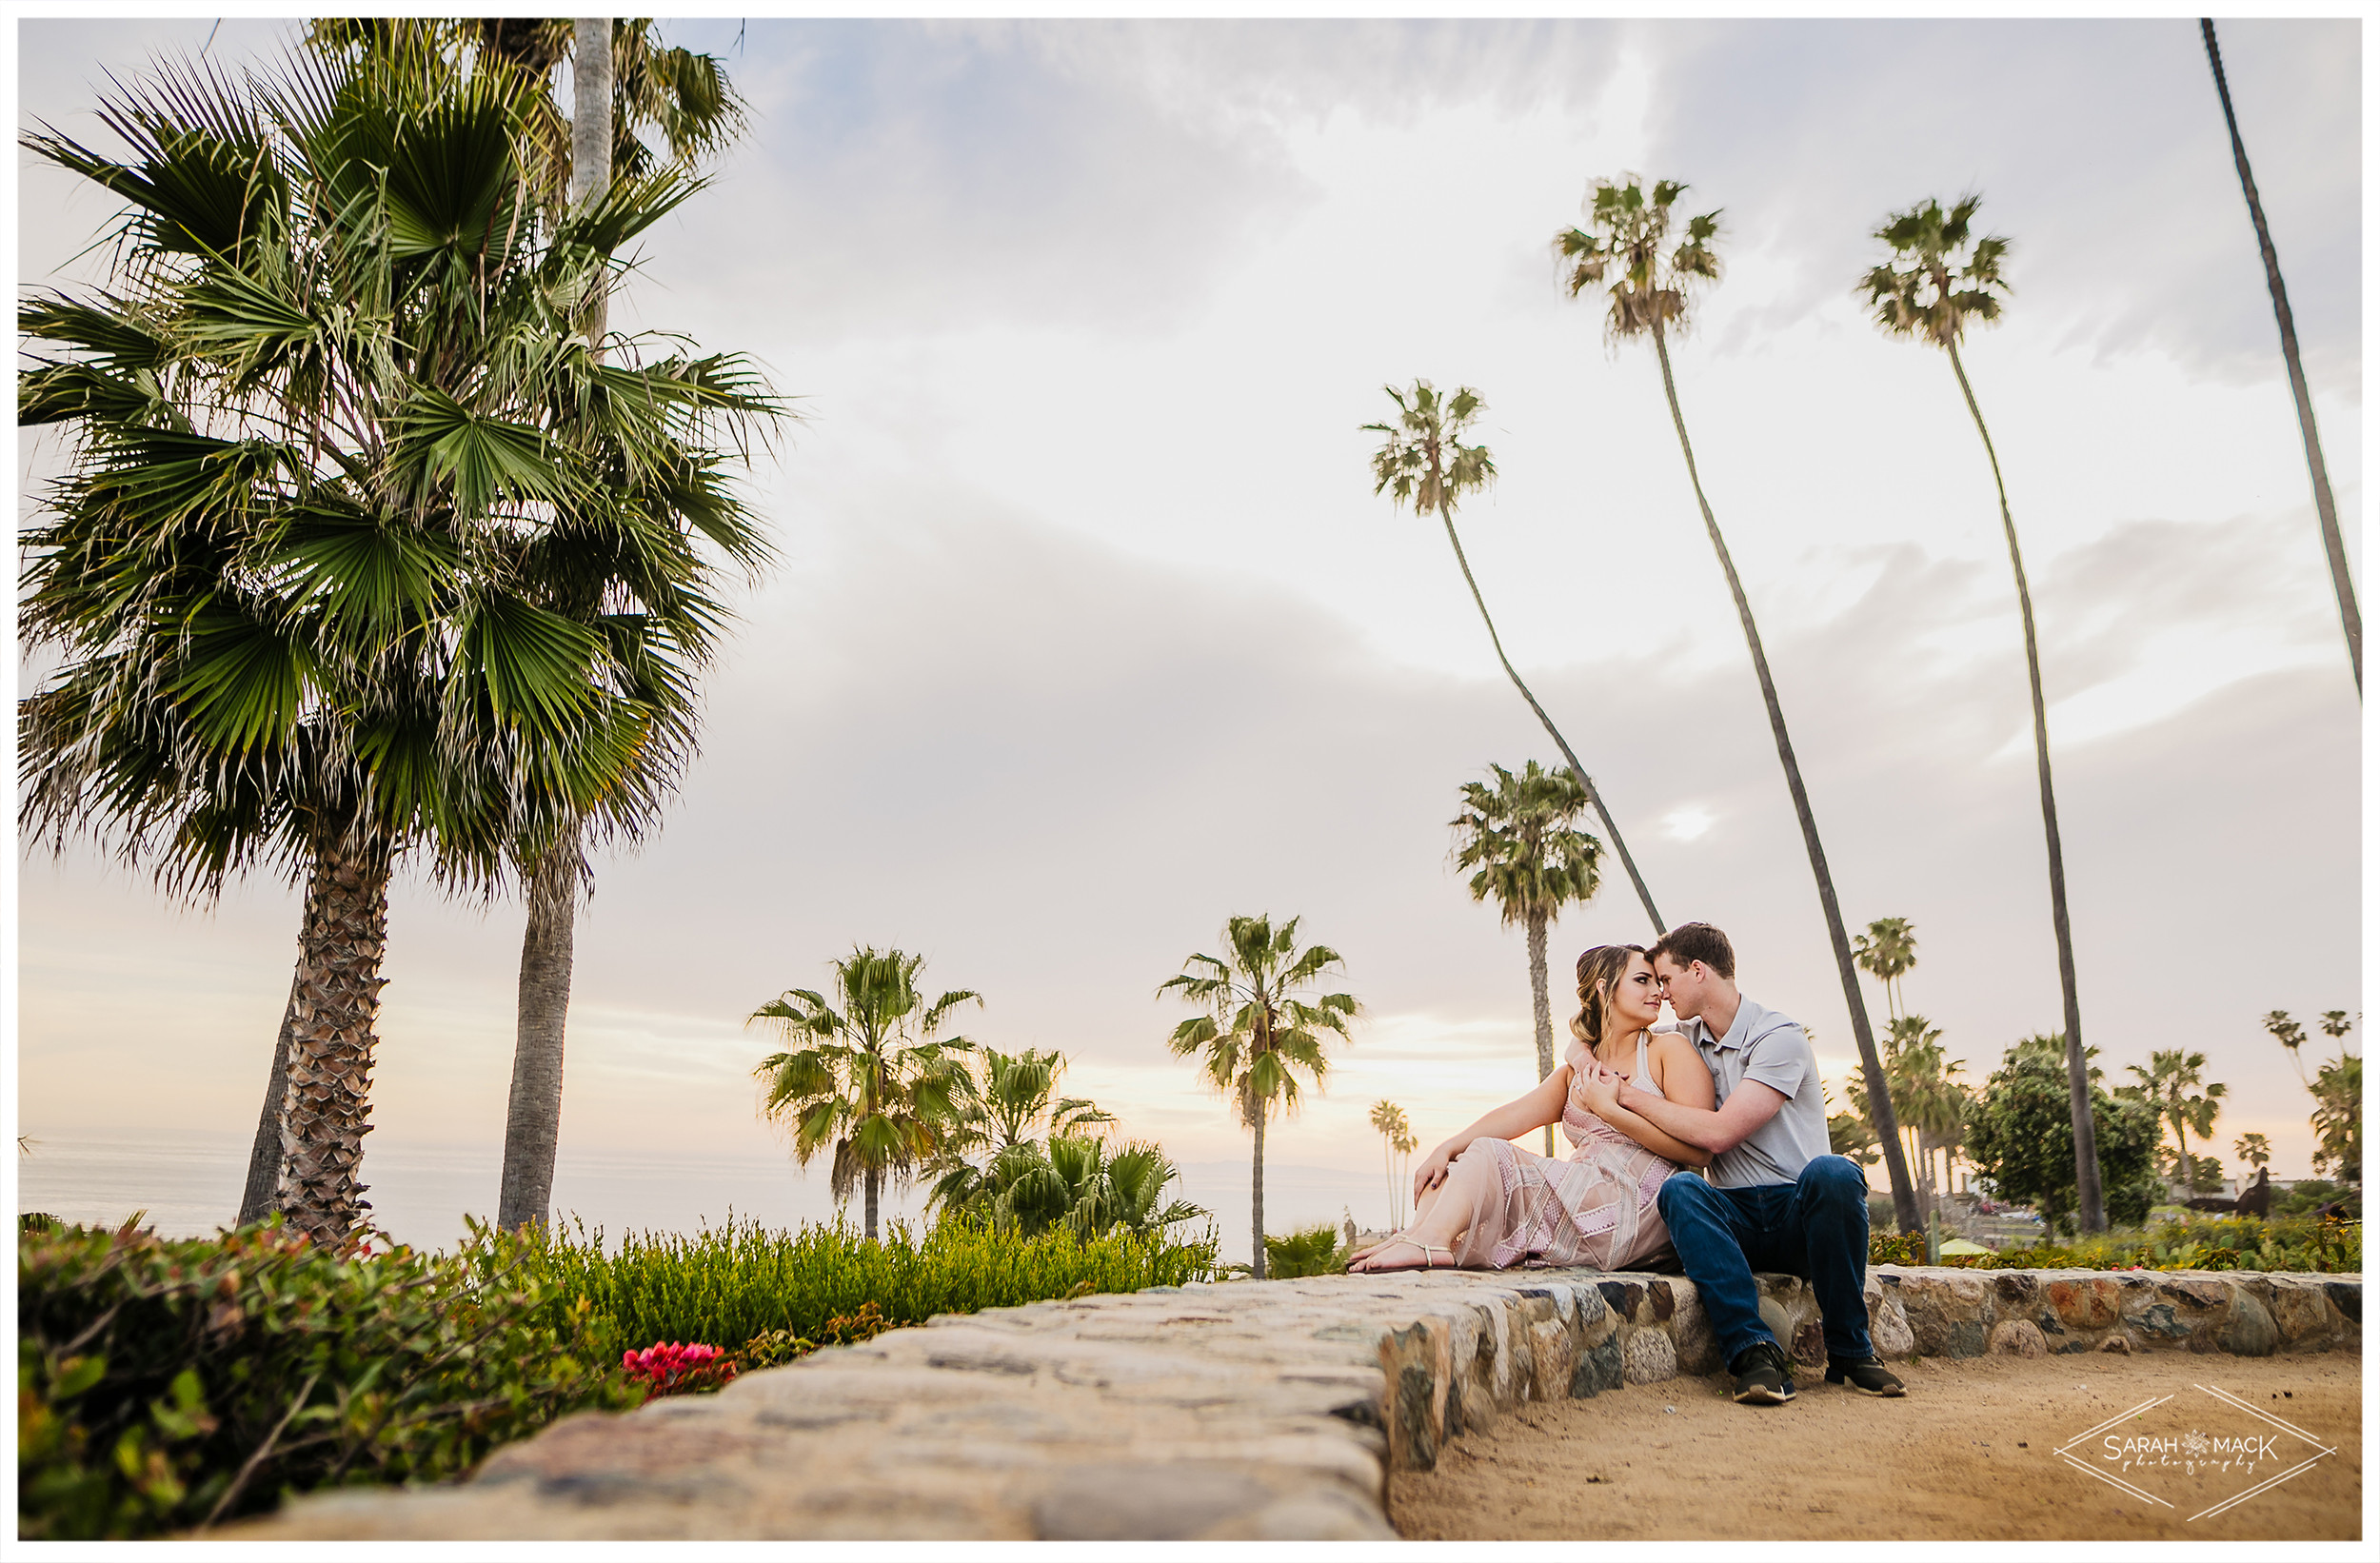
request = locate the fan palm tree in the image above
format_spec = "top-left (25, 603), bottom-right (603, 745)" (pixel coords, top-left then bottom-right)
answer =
top-left (962, 1135), bottom-right (1203, 1239)
top-left (2200, 20), bottom-right (2358, 696)
top-left (1557, 173), bottom-right (1916, 1232)
top-left (2125, 1049), bottom-right (2228, 1188)
top-left (1862, 192), bottom-right (2104, 1232)
top-left (1451, 762), bottom-right (1602, 1153)
top-left (1365, 382), bottom-right (1664, 937)
top-left (923, 1046), bottom-right (1115, 1217)
top-left (302, 16), bottom-right (754, 1237)
top-left (750, 948), bottom-right (980, 1240)
top-left (1160, 915), bottom-right (1359, 1279)
top-left (19, 40), bottom-right (773, 1247)
top-left (1852, 916), bottom-right (1918, 1022)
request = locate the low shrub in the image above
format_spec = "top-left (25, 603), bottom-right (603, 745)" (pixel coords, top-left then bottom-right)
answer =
top-left (18, 1218), bottom-right (640, 1540)
top-left (506, 1214), bottom-right (1219, 1352)
top-left (1867, 1213), bottom-right (2360, 1274)
top-left (1262, 1224), bottom-right (1350, 1278)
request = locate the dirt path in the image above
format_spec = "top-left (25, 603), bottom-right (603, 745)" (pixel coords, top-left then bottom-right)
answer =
top-left (1391, 1352), bottom-right (2362, 1542)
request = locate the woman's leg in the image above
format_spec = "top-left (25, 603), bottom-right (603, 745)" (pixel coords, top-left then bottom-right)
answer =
top-left (1350, 1149), bottom-right (1495, 1271)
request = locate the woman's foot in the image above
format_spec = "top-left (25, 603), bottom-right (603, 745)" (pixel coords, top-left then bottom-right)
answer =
top-left (1346, 1236), bottom-right (1456, 1273)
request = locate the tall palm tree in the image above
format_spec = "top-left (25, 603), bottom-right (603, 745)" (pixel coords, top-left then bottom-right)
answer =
top-left (1852, 916), bottom-right (1918, 1022)
top-left (2125, 1049), bottom-right (2228, 1189)
top-left (1365, 382), bottom-right (1664, 936)
top-left (2200, 19), bottom-right (2359, 697)
top-left (1450, 761), bottom-right (1602, 1153)
top-left (750, 947), bottom-right (981, 1240)
top-left (1862, 193), bottom-right (2105, 1232)
top-left (1160, 915), bottom-right (1359, 1279)
top-left (1369, 1100), bottom-right (1415, 1229)
top-left (302, 16), bottom-right (756, 1237)
top-left (19, 40), bottom-right (772, 1247)
top-left (1557, 174), bottom-right (1917, 1232)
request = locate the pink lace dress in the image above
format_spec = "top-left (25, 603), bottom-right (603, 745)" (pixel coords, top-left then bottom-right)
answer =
top-left (1440, 1031), bottom-right (1678, 1271)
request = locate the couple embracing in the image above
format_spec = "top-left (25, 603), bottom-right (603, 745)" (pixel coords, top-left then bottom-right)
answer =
top-left (1348, 922), bottom-right (1906, 1407)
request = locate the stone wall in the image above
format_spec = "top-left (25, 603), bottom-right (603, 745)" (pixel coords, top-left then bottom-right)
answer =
top-left (230, 1264), bottom-right (2359, 1542)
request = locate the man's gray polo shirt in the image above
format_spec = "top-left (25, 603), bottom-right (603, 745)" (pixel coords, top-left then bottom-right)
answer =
top-left (1676, 995), bottom-right (1832, 1189)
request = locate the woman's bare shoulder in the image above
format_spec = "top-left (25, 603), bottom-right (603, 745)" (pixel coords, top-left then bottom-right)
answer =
top-left (1650, 1030), bottom-right (1716, 1099)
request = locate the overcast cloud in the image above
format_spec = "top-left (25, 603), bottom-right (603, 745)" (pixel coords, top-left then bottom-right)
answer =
top-left (13, 18), bottom-right (2362, 1260)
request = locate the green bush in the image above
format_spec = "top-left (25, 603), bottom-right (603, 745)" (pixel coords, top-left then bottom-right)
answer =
top-left (2275, 1179), bottom-right (2358, 1219)
top-left (1868, 1213), bottom-right (2359, 1274)
top-left (18, 1219), bottom-right (639, 1540)
top-left (1262, 1224), bottom-right (1350, 1279)
top-left (506, 1215), bottom-right (1219, 1350)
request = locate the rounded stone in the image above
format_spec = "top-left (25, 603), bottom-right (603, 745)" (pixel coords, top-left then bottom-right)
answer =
top-left (1622, 1329), bottom-right (1677, 1385)
top-left (1988, 1318), bottom-right (2047, 1358)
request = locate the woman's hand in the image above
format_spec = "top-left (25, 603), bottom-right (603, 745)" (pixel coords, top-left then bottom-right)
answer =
top-left (1412, 1142), bottom-right (1456, 1200)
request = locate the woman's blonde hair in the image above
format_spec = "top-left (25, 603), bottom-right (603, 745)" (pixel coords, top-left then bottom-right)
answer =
top-left (1570, 943), bottom-right (1648, 1056)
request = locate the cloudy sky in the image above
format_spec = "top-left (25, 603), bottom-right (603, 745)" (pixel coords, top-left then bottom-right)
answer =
top-left (12, 15), bottom-right (2363, 1259)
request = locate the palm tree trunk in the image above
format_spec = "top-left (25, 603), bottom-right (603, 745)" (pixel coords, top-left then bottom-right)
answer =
top-left (492, 18), bottom-right (613, 1232)
top-left (237, 975), bottom-right (301, 1226)
top-left (1944, 340), bottom-right (2105, 1232)
top-left (1648, 321), bottom-right (1919, 1233)
top-left (1435, 501), bottom-right (1665, 936)
top-left (1250, 1103), bottom-right (1268, 1280)
top-left (497, 847), bottom-right (578, 1230)
top-left (570, 18), bottom-right (614, 351)
top-left (864, 1162), bottom-right (882, 1242)
top-left (2202, 19), bottom-right (2359, 698)
top-left (1526, 907), bottom-right (1557, 1156)
top-left (274, 839), bottom-right (393, 1249)
top-left (1382, 1135), bottom-right (1395, 1231)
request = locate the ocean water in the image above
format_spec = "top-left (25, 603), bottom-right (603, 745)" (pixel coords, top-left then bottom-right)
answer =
top-left (14, 1130), bottom-right (1390, 1266)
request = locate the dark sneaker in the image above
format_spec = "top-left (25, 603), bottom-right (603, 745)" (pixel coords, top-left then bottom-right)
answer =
top-left (1825, 1356), bottom-right (1906, 1397)
top-left (1730, 1343), bottom-right (1796, 1405)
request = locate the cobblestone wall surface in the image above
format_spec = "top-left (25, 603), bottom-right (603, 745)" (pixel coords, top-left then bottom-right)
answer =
top-left (230, 1265), bottom-right (2359, 1541)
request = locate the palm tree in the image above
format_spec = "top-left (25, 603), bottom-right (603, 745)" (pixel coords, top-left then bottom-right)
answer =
top-left (2264, 1009), bottom-right (2311, 1083)
top-left (302, 17), bottom-right (755, 1237)
top-left (1450, 762), bottom-right (1602, 1153)
top-left (1365, 382), bottom-right (1664, 936)
top-left (953, 1135), bottom-right (1203, 1239)
top-left (1557, 174), bottom-right (1917, 1232)
top-left (2125, 1049), bottom-right (2228, 1189)
top-left (924, 1046), bottom-right (1116, 1217)
top-left (1160, 915), bottom-right (1359, 1279)
top-left (2233, 1133), bottom-right (2271, 1174)
top-left (1852, 916), bottom-right (1918, 1022)
top-left (19, 40), bottom-right (773, 1247)
top-left (750, 948), bottom-right (982, 1240)
top-left (2200, 20), bottom-right (2359, 696)
top-left (1862, 193), bottom-right (2105, 1233)
top-left (1369, 1100), bottom-right (1415, 1229)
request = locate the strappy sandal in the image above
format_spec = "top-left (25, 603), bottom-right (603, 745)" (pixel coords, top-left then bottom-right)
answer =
top-left (1347, 1235), bottom-right (1457, 1274)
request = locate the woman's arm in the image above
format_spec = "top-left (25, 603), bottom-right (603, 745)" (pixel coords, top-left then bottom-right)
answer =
top-left (1574, 1035), bottom-right (1716, 1168)
top-left (1412, 1066), bottom-right (1570, 1197)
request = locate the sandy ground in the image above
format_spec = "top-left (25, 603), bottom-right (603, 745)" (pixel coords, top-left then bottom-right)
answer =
top-left (1391, 1351), bottom-right (2363, 1541)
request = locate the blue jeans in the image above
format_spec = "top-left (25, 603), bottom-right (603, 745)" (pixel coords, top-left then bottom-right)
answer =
top-left (1656, 1156), bottom-right (1873, 1369)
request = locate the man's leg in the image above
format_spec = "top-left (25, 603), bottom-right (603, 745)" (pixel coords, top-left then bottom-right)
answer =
top-left (1793, 1155), bottom-right (1875, 1361)
top-left (1656, 1173), bottom-right (1769, 1365)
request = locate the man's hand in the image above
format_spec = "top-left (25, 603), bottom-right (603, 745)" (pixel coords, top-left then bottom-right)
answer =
top-left (1577, 1062), bottom-right (1623, 1120)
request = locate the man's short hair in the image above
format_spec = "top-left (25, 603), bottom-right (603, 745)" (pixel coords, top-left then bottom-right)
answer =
top-left (1650, 922), bottom-right (1735, 980)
